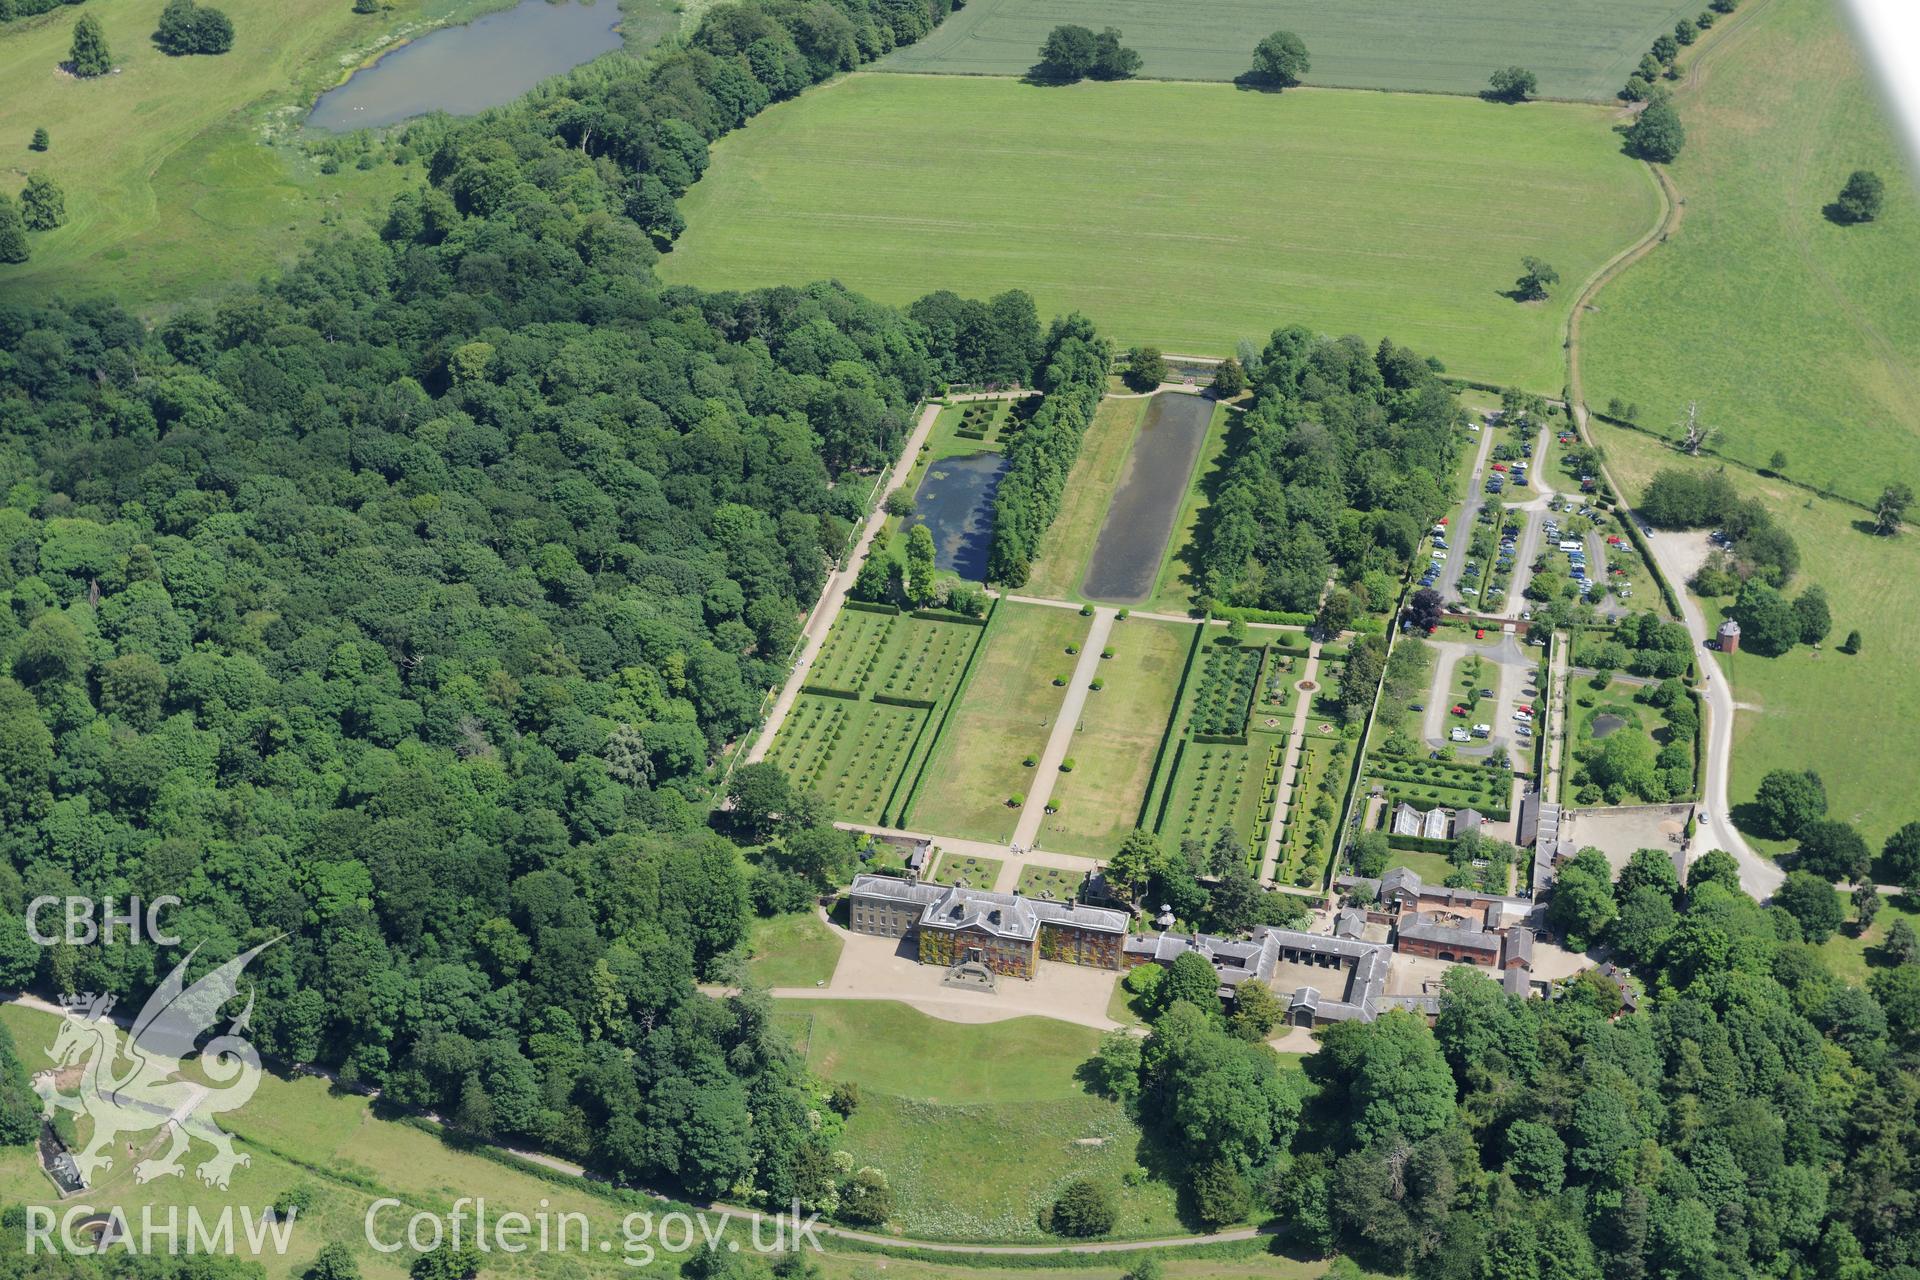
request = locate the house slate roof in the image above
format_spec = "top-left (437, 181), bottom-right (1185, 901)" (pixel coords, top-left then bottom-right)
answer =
top-left (1125, 925), bottom-right (1391, 1021)
top-left (848, 875), bottom-right (1128, 941)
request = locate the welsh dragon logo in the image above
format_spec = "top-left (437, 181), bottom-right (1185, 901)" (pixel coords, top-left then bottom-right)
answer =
top-left (35, 940), bottom-right (278, 1190)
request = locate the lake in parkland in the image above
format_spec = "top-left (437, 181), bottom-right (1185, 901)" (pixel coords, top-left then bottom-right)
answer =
top-left (308, 0), bottom-right (622, 132)
top-left (1081, 392), bottom-right (1215, 602)
top-left (907, 451), bottom-right (1008, 581)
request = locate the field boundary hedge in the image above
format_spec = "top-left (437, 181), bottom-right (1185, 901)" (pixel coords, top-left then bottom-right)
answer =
top-left (845, 600), bottom-right (902, 616)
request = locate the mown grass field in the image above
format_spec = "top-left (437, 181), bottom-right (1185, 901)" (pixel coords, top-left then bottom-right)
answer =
top-left (1591, 420), bottom-right (1920, 849)
top-left (1039, 617), bottom-right (1193, 857)
top-left (1581, 0), bottom-right (1920, 504)
top-left (777, 1000), bottom-right (1187, 1241)
top-left (661, 74), bottom-right (1662, 389)
top-left (879, 0), bottom-right (1702, 101)
top-left (907, 601), bottom-right (1087, 841)
top-left (0, 1002), bottom-right (687, 1280)
top-left (1023, 394), bottom-right (1149, 601)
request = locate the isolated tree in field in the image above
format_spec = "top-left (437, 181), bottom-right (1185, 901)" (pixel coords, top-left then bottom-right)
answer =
top-left (0, 197), bottom-right (27, 265)
top-left (1776, 870), bottom-right (1844, 942)
top-left (1834, 169), bottom-right (1885, 222)
top-left (1513, 255), bottom-right (1559, 300)
top-left (28, 128), bottom-right (48, 152)
top-left (904, 523), bottom-right (937, 607)
top-left (1840, 628), bottom-right (1861, 654)
top-left (1211, 356), bottom-right (1246, 398)
top-left (1487, 66), bottom-right (1537, 102)
top-left (1249, 30), bottom-right (1309, 88)
top-left (1038, 24), bottom-right (1097, 79)
top-left (1755, 768), bottom-right (1826, 840)
top-left (1768, 448), bottom-right (1789, 473)
top-left (1049, 1177), bottom-right (1118, 1237)
top-left (1089, 27), bottom-right (1140, 80)
top-left (1887, 916), bottom-right (1920, 964)
top-left (1874, 482), bottom-right (1912, 535)
top-left (1628, 99), bottom-right (1686, 161)
top-left (18, 174), bottom-right (64, 231)
top-left (1855, 880), bottom-right (1882, 931)
top-left (155, 0), bottom-right (234, 54)
top-left (1124, 345), bottom-right (1167, 391)
top-left (68, 14), bottom-right (111, 76)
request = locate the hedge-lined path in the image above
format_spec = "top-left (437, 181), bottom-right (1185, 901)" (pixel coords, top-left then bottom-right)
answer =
top-left (1259, 642), bottom-right (1322, 886)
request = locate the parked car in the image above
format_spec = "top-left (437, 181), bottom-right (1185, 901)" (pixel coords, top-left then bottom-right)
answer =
top-left (1451, 727), bottom-right (1470, 742)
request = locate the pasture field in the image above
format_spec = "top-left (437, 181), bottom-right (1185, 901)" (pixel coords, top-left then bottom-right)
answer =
top-left (879, 0), bottom-right (1703, 101)
top-left (1037, 617), bottom-right (1194, 856)
top-left (907, 601), bottom-right (1088, 841)
top-left (0, 1002), bottom-right (688, 1280)
top-left (1589, 419), bottom-right (1920, 848)
top-left (1580, 0), bottom-right (1920, 504)
top-left (661, 74), bottom-right (1662, 389)
top-left (1023, 394), bottom-right (1150, 601)
top-left (777, 1000), bottom-right (1190, 1241)
top-left (0, 0), bottom-right (504, 306)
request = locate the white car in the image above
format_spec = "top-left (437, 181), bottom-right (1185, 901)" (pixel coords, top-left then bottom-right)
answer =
top-left (1516, 724), bottom-right (1533, 737)
top-left (1450, 727), bottom-right (1470, 742)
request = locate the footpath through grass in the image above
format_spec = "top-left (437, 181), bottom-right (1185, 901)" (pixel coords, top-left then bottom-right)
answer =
top-left (1591, 420), bottom-right (1920, 849)
top-left (662, 74), bottom-right (1661, 389)
top-left (879, 0), bottom-right (1702, 101)
top-left (1581, 0), bottom-right (1920, 503)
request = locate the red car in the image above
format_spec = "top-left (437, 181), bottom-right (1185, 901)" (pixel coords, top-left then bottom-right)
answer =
top-left (1475, 628), bottom-right (1486, 639)
top-left (1451, 705), bottom-right (1468, 717)
top-left (1491, 462), bottom-right (1508, 472)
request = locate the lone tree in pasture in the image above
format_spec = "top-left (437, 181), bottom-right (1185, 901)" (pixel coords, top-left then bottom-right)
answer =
top-left (69, 14), bottom-right (112, 77)
top-left (0, 196), bottom-right (28, 264)
top-left (29, 128), bottom-right (48, 152)
top-left (19, 174), bottom-right (65, 231)
top-left (1249, 30), bottom-right (1309, 88)
top-left (1039, 24), bottom-right (1096, 79)
top-left (1487, 66), bottom-right (1537, 102)
top-left (1514, 256), bottom-right (1559, 300)
top-left (1627, 98), bottom-right (1686, 162)
top-left (1874, 482), bottom-right (1913, 536)
top-left (155, 0), bottom-right (234, 55)
top-left (1834, 170), bottom-right (1885, 223)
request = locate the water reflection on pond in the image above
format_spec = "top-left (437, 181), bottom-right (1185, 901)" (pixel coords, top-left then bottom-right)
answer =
top-left (907, 451), bottom-right (1008, 582)
top-left (308, 0), bottom-right (621, 132)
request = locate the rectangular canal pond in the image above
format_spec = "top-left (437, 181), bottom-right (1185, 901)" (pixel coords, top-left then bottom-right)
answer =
top-left (906, 451), bottom-right (1009, 581)
top-left (1081, 392), bottom-right (1215, 603)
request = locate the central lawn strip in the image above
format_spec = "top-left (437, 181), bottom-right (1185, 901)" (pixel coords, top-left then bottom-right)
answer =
top-left (779, 1001), bottom-right (1189, 1242)
top-left (1582, 0), bottom-right (1920, 503)
top-left (929, 850), bottom-right (1004, 886)
top-left (1144, 400), bottom-right (1236, 617)
top-left (661, 75), bottom-right (1660, 390)
top-left (1023, 395), bottom-right (1150, 601)
top-left (906, 600), bottom-right (1089, 842)
top-left (1038, 617), bottom-right (1196, 857)
top-left (1590, 420), bottom-right (1920, 848)
top-left (879, 0), bottom-right (1705, 101)
top-left (1082, 393), bottom-right (1217, 604)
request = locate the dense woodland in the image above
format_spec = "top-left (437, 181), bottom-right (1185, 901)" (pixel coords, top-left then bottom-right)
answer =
top-left (1195, 328), bottom-right (1459, 615)
top-left (0, 0), bottom-right (1047, 1216)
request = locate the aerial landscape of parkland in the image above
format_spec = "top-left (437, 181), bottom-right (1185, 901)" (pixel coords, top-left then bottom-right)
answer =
top-left (2, 0), bottom-right (1920, 1274)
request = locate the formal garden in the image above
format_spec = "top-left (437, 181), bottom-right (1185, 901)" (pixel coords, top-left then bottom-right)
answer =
top-left (768, 696), bottom-right (927, 824)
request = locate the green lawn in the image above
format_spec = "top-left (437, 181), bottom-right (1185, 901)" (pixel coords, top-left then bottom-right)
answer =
top-left (929, 850), bottom-right (1004, 887)
top-left (1590, 420), bottom-right (1920, 848)
top-left (779, 1001), bottom-right (1188, 1241)
top-left (1816, 898), bottom-right (1920, 986)
top-left (878, 0), bottom-right (1702, 102)
top-left (661, 74), bottom-right (1662, 389)
top-left (1016, 862), bottom-right (1086, 901)
top-left (1581, 0), bottom-right (1920, 504)
top-left (1023, 394), bottom-right (1149, 601)
top-left (1039, 617), bottom-right (1194, 857)
top-left (908, 600), bottom-right (1088, 841)
top-left (745, 908), bottom-right (844, 988)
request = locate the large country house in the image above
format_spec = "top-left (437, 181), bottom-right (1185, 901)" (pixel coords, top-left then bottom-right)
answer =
top-left (847, 874), bottom-right (1127, 977)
